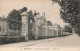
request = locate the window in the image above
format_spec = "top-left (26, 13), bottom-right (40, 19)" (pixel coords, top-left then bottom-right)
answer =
top-left (3, 29), bottom-right (4, 33)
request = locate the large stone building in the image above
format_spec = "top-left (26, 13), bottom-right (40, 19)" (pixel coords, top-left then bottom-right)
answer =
top-left (0, 11), bottom-right (63, 41)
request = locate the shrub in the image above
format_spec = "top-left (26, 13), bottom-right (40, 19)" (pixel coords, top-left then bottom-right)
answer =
top-left (0, 36), bottom-right (25, 44)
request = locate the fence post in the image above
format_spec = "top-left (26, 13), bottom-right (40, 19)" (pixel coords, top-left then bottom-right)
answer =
top-left (46, 22), bottom-right (47, 37)
top-left (52, 26), bottom-right (53, 37)
top-left (34, 15), bottom-right (38, 40)
top-left (21, 11), bottom-right (28, 41)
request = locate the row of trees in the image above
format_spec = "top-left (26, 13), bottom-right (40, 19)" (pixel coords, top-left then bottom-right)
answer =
top-left (52, 0), bottom-right (80, 36)
top-left (63, 25), bottom-right (72, 34)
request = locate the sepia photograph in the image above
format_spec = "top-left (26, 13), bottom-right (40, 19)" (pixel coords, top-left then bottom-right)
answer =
top-left (0, 0), bottom-right (80, 51)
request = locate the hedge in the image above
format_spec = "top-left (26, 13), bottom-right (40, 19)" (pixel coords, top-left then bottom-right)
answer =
top-left (0, 36), bottom-right (25, 44)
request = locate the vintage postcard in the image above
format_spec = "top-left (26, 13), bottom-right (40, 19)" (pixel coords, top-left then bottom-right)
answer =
top-left (0, 0), bottom-right (80, 51)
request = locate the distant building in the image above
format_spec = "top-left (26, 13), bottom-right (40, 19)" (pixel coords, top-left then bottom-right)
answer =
top-left (53, 24), bottom-right (62, 36)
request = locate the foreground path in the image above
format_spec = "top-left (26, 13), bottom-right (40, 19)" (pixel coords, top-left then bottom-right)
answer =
top-left (0, 34), bottom-right (80, 51)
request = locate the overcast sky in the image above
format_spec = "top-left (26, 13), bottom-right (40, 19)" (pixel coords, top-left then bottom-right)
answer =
top-left (0, 0), bottom-right (68, 28)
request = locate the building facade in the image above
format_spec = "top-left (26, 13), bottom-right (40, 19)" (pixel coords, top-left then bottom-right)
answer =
top-left (0, 11), bottom-right (63, 41)
top-left (0, 17), bottom-right (8, 35)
